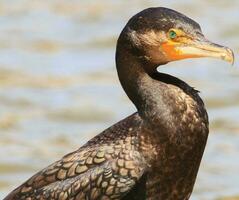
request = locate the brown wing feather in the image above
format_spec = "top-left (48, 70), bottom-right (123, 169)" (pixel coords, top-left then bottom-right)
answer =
top-left (4, 114), bottom-right (147, 200)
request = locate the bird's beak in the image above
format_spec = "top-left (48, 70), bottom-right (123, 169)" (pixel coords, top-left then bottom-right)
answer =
top-left (162, 36), bottom-right (234, 65)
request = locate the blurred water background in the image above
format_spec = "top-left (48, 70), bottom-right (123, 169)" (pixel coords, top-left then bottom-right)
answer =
top-left (0, 0), bottom-right (238, 199)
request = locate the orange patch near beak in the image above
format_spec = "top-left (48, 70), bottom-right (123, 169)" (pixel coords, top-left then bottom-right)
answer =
top-left (161, 40), bottom-right (200, 61)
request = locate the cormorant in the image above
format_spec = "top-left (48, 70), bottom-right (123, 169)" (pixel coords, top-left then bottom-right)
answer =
top-left (4, 7), bottom-right (234, 200)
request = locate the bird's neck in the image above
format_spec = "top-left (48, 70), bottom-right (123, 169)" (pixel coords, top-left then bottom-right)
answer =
top-left (116, 41), bottom-right (170, 127)
top-left (116, 37), bottom-right (206, 128)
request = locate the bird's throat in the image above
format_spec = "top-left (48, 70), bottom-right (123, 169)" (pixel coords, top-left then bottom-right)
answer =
top-left (116, 40), bottom-right (172, 129)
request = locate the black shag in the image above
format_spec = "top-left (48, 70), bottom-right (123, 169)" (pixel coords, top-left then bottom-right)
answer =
top-left (4, 7), bottom-right (234, 200)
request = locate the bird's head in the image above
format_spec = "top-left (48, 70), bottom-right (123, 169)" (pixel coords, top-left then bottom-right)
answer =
top-left (119, 7), bottom-right (234, 68)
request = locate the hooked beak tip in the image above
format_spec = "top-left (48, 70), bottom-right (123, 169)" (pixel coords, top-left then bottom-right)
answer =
top-left (224, 47), bottom-right (234, 65)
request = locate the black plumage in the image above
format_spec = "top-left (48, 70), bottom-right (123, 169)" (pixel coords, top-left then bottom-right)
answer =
top-left (4, 7), bottom-right (234, 200)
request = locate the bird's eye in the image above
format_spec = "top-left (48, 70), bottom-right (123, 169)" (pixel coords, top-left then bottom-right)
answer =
top-left (169, 30), bottom-right (177, 39)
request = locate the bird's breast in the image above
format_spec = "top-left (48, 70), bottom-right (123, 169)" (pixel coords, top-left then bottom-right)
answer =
top-left (137, 86), bottom-right (209, 199)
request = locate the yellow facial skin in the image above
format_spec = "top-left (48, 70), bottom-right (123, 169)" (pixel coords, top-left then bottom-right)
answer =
top-left (161, 28), bottom-right (234, 64)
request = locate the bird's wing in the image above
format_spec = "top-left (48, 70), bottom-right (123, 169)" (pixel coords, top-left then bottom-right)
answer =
top-left (5, 114), bottom-right (147, 200)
